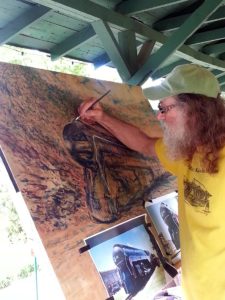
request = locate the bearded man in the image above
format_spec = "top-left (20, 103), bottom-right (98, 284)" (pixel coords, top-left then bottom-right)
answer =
top-left (78, 64), bottom-right (225, 300)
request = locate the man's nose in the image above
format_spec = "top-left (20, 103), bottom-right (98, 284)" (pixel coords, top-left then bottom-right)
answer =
top-left (157, 111), bottom-right (165, 120)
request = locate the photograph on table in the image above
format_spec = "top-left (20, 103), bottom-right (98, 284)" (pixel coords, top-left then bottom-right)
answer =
top-left (84, 214), bottom-right (167, 300)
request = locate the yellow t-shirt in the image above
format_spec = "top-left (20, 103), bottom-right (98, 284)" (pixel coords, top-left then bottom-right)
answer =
top-left (155, 138), bottom-right (225, 300)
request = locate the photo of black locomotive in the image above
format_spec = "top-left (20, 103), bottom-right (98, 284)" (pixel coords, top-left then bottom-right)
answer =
top-left (112, 244), bottom-right (160, 295)
top-left (160, 202), bottom-right (180, 250)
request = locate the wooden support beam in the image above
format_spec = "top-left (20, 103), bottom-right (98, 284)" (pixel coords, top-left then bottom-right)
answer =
top-left (0, 5), bottom-right (50, 45)
top-left (92, 20), bottom-right (132, 82)
top-left (51, 26), bottom-right (96, 61)
top-left (127, 0), bottom-right (224, 84)
top-left (154, 6), bottom-right (225, 32)
top-left (186, 27), bottom-right (225, 45)
top-left (118, 30), bottom-right (138, 74)
top-left (116, 0), bottom-right (189, 16)
top-left (137, 41), bottom-right (155, 68)
top-left (30, 0), bottom-right (225, 85)
top-left (151, 59), bottom-right (189, 80)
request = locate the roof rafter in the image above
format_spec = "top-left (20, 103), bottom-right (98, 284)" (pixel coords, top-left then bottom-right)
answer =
top-left (216, 71), bottom-right (225, 78)
top-left (210, 69), bottom-right (223, 76)
top-left (218, 75), bottom-right (225, 84)
top-left (118, 30), bottom-right (138, 74)
top-left (178, 46), bottom-right (225, 71)
top-left (186, 27), bottom-right (225, 45)
top-left (93, 40), bottom-right (144, 69)
top-left (151, 59), bottom-right (189, 80)
top-left (0, 5), bottom-right (51, 45)
top-left (116, 0), bottom-right (189, 16)
top-left (219, 52), bottom-right (225, 60)
top-left (137, 41), bottom-right (155, 69)
top-left (127, 0), bottom-right (224, 84)
top-left (202, 42), bottom-right (225, 55)
top-left (29, 0), bottom-right (225, 84)
top-left (154, 5), bottom-right (225, 32)
top-left (92, 20), bottom-right (132, 81)
top-left (51, 25), bottom-right (96, 61)
top-left (30, 0), bottom-right (166, 61)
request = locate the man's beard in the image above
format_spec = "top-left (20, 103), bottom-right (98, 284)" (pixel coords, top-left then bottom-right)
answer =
top-left (162, 121), bottom-right (193, 160)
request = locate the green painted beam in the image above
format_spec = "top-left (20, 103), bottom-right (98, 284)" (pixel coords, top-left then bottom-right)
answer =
top-left (92, 20), bottom-right (131, 81)
top-left (30, 0), bottom-right (165, 45)
top-left (94, 39), bottom-right (142, 69)
top-left (151, 59), bottom-right (189, 80)
top-left (154, 15), bottom-right (188, 32)
top-left (186, 27), bottom-right (225, 45)
top-left (0, 5), bottom-right (51, 45)
top-left (137, 41), bottom-right (155, 68)
top-left (30, 0), bottom-right (225, 84)
top-left (118, 30), bottom-right (138, 74)
top-left (127, 0), bottom-right (224, 85)
top-left (116, 0), bottom-right (189, 16)
top-left (177, 45), bottom-right (225, 72)
top-left (216, 71), bottom-right (225, 79)
top-left (51, 25), bottom-right (96, 61)
top-left (218, 75), bottom-right (225, 84)
top-left (219, 52), bottom-right (225, 60)
top-left (210, 69), bottom-right (225, 77)
top-left (154, 6), bottom-right (225, 32)
top-left (202, 42), bottom-right (225, 55)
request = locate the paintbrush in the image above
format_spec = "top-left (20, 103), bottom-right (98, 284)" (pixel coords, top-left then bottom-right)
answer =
top-left (75, 89), bottom-right (111, 121)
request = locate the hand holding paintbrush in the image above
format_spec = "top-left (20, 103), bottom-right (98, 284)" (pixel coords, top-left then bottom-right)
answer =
top-left (75, 89), bottom-right (111, 121)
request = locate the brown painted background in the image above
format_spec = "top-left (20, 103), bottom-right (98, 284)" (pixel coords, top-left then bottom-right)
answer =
top-left (0, 62), bottom-right (176, 299)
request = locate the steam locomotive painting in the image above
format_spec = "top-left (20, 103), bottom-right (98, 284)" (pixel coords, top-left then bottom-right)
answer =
top-left (113, 244), bottom-right (160, 295)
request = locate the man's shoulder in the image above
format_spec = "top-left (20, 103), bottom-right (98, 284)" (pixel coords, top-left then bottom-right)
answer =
top-left (155, 139), bottom-right (184, 176)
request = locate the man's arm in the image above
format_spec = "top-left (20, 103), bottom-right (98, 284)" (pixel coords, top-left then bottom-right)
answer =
top-left (78, 100), bottom-right (158, 156)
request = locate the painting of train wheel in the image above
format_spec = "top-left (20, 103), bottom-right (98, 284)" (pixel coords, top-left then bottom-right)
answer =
top-left (84, 215), bottom-right (167, 299)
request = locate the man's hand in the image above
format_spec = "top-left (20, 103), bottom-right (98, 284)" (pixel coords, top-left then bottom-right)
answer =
top-left (77, 98), bottom-right (104, 123)
top-left (76, 97), bottom-right (157, 156)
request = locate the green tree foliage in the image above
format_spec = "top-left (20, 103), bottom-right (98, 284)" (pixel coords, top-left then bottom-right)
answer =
top-left (17, 263), bottom-right (35, 279)
top-left (0, 45), bottom-right (91, 76)
top-left (0, 263), bottom-right (36, 289)
top-left (0, 185), bottom-right (27, 243)
top-left (0, 276), bottom-right (13, 289)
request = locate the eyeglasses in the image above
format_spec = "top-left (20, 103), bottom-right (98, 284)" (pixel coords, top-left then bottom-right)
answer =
top-left (158, 103), bottom-right (179, 114)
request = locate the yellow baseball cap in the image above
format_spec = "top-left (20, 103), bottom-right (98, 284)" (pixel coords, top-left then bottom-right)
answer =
top-left (143, 64), bottom-right (220, 100)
